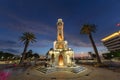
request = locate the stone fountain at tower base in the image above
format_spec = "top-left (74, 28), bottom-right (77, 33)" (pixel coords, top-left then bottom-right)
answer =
top-left (36, 65), bottom-right (86, 74)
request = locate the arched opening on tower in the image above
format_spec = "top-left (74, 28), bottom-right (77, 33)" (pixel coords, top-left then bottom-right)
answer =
top-left (58, 54), bottom-right (64, 66)
top-left (51, 54), bottom-right (55, 63)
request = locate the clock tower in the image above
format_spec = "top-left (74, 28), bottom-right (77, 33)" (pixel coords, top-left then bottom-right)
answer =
top-left (47, 18), bottom-right (75, 67)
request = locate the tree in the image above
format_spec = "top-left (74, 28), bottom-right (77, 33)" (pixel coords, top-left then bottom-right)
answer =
top-left (88, 52), bottom-right (96, 59)
top-left (0, 51), bottom-right (14, 60)
top-left (25, 50), bottom-right (33, 59)
top-left (33, 53), bottom-right (39, 65)
top-left (80, 24), bottom-right (102, 64)
top-left (33, 53), bottom-right (39, 59)
top-left (19, 32), bottom-right (36, 64)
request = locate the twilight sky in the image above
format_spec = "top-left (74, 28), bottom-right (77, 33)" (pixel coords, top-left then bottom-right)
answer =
top-left (0, 0), bottom-right (120, 55)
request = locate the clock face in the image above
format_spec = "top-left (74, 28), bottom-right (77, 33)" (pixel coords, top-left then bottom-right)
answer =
top-left (58, 22), bottom-right (62, 26)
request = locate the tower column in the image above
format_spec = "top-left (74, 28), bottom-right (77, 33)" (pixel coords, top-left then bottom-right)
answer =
top-left (57, 19), bottom-right (64, 41)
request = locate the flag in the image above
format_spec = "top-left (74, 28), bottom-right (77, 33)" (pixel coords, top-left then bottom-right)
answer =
top-left (116, 23), bottom-right (120, 26)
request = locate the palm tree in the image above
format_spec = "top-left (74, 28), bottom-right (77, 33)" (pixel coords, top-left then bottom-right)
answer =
top-left (19, 32), bottom-right (36, 64)
top-left (80, 24), bottom-right (102, 64)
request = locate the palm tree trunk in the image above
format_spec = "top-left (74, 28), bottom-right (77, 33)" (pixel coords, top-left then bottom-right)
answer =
top-left (19, 41), bottom-right (29, 64)
top-left (88, 33), bottom-right (102, 64)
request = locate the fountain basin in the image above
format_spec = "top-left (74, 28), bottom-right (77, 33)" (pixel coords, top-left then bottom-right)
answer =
top-left (36, 66), bottom-right (86, 74)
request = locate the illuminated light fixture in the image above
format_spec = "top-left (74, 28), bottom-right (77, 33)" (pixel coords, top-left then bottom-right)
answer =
top-left (101, 30), bottom-right (120, 42)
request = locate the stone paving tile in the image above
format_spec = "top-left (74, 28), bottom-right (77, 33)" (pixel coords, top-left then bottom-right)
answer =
top-left (8, 65), bottom-right (120, 80)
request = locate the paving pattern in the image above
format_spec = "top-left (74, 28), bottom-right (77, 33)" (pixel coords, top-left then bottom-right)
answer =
top-left (36, 66), bottom-right (86, 74)
top-left (1, 64), bottom-right (120, 80)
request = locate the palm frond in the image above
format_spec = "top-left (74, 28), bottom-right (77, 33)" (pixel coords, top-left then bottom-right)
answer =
top-left (20, 32), bottom-right (36, 43)
top-left (80, 24), bottom-right (97, 34)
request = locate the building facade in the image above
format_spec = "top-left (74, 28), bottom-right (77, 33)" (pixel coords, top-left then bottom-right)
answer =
top-left (101, 31), bottom-right (120, 52)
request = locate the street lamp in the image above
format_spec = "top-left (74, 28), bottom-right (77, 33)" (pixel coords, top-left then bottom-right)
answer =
top-left (1, 56), bottom-right (4, 60)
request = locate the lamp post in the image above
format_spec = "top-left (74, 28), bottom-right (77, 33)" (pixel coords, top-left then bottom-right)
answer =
top-left (111, 55), bottom-right (114, 60)
top-left (1, 56), bottom-right (4, 61)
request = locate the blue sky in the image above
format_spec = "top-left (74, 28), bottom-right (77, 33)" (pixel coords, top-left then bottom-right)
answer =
top-left (0, 0), bottom-right (120, 55)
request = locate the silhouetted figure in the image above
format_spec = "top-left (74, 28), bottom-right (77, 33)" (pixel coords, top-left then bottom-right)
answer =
top-left (44, 62), bottom-right (47, 67)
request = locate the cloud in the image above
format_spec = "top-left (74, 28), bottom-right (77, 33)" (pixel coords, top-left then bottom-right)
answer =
top-left (0, 39), bottom-right (21, 54)
top-left (0, 13), bottom-right (105, 54)
top-left (65, 34), bottom-right (90, 47)
top-left (0, 48), bottom-right (20, 54)
top-left (30, 39), bottom-right (53, 48)
top-left (0, 40), bottom-right (18, 48)
top-left (0, 14), bottom-right (58, 49)
top-left (65, 34), bottom-right (103, 47)
top-left (3, 14), bottom-right (56, 37)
